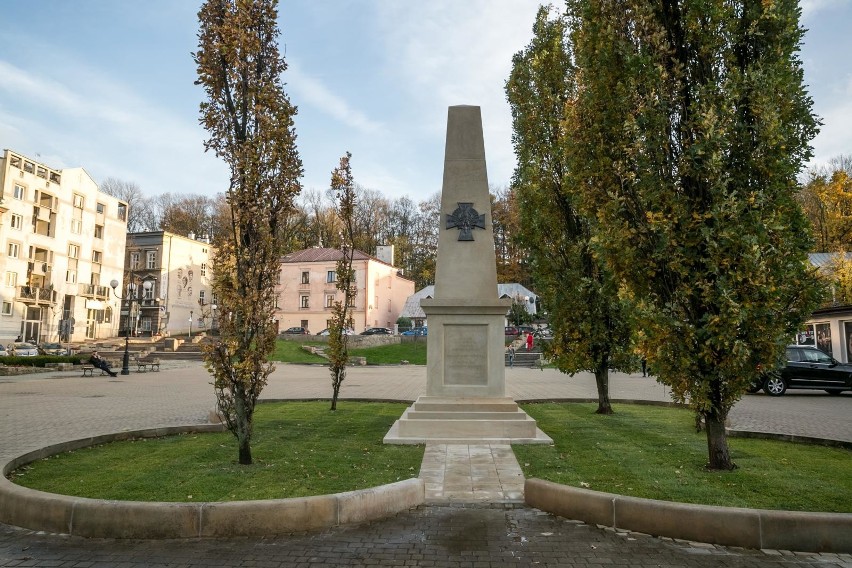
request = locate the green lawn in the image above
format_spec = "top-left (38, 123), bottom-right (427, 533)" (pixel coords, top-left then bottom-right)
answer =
top-left (11, 401), bottom-right (849, 512)
top-left (349, 341), bottom-right (427, 365)
top-left (10, 402), bottom-right (422, 502)
top-left (270, 338), bottom-right (427, 365)
top-left (515, 403), bottom-right (852, 513)
top-left (270, 340), bottom-right (327, 364)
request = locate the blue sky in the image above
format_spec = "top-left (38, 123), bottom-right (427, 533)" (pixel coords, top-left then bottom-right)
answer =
top-left (1, 1), bottom-right (850, 203)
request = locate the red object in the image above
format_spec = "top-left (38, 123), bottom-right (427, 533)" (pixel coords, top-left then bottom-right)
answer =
top-left (526, 332), bottom-right (533, 351)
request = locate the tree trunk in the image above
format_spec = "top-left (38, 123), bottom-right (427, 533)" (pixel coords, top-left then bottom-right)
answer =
top-left (704, 410), bottom-right (735, 470)
top-left (235, 391), bottom-right (253, 465)
top-left (330, 369), bottom-right (342, 411)
top-left (331, 383), bottom-right (339, 411)
top-left (238, 436), bottom-right (252, 465)
top-left (593, 364), bottom-right (614, 415)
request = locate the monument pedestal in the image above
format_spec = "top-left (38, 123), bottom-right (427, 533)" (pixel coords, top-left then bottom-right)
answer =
top-left (384, 105), bottom-right (550, 446)
top-left (383, 299), bottom-right (552, 445)
top-left (383, 396), bottom-right (552, 445)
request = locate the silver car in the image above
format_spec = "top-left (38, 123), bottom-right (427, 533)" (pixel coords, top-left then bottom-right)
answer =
top-left (9, 342), bottom-right (39, 356)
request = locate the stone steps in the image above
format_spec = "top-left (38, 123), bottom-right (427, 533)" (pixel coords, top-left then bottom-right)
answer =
top-left (384, 396), bottom-right (552, 445)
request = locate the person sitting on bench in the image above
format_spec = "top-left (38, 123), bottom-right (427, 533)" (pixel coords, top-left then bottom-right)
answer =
top-left (89, 351), bottom-right (117, 377)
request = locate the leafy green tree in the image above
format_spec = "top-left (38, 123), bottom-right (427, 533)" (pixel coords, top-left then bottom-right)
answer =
top-left (507, 5), bottom-right (634, 414)
top-left (568, 0), bottom-right (824, 467)
top-left (195, 0), bottom-right (302, 464)
top-left (328, 153), bottom-right (357, 411)
top-left (507, 298), bottom-right (533, 327)
top-left (797, 164), bottom-right (852, 252)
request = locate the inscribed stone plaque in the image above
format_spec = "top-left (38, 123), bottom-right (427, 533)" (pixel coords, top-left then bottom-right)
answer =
top-left (443, 324), bottom-right (488, 386)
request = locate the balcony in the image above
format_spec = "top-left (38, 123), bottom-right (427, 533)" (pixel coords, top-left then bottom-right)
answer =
top-left (27, 261), bottom-right (50, 276)
top-left (78, 284), bottom-right (111, 299)
top-left (16, 285), bottom-right (58, 306)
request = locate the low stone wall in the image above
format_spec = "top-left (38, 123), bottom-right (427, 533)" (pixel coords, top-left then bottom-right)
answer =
top-left (525, 478), bottom-right (852, 553)
top-left (0, 425), bottom-right (424, 539)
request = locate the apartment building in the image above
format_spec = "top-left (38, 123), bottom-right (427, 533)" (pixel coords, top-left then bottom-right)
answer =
top-left (123, 231), bottom-right (215, 338)
top-left (274, 246), bottom-right (414, 334)
top-left (0, 149), bottom-right (128, 343)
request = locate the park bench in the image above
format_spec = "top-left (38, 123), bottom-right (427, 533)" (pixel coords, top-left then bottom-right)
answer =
top-left (81, 364), bottom-right (114, 377)
top-left (133, 355), bottom-right (161, 372)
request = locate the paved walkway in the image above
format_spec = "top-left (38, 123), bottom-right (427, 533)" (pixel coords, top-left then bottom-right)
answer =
top-left (1, 362), bottom-right (850, 567)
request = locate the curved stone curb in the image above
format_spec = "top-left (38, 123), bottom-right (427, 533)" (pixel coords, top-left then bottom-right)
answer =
top-left (525, 478), bottom-right (852, 553)
top-left (0, 425), bottom-right (425, 539)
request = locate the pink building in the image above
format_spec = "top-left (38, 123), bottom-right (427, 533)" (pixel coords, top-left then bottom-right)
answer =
top-left (274, 247), bottom-right (414, 334)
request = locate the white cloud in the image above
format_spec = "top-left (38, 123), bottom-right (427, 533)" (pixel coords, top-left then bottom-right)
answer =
top-left (0, 56), bottom-right (227, 194)
top-left (372, 1), bottom-right (542, 186)
top-left (287, 61), bottom-right (385, 134)
top-left (801, 0), bottom-right (847, 20)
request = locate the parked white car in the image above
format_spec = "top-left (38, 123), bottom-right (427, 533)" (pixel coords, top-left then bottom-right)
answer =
top-left (9, 342), bottom-right (39, 356)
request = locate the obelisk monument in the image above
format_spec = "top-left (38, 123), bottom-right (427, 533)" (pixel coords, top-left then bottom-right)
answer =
top-left (384, 106), bottom-right (550, 444)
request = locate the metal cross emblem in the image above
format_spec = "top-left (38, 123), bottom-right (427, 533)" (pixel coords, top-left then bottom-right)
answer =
top-left (446, 202), bottom-right (485, 241)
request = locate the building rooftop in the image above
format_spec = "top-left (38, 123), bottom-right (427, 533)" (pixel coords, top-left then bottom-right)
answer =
top-left (281, 248), bottom-right (373, 264)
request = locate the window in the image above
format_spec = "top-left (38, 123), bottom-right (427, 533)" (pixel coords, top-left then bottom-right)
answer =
top-left (68, 244), bottom-right (79, 259)
top-left (130, 252), bottom-right (140, 270)
top-left (66, 270), bottom-right (77, 284)
top-left (146, 251), bottom-right (156, 269)
top-left (73, 194), bottom-right (84, 209)
top-left (96, 202), bottom-right (105, 214)
top-left (301, 271), bottom-right (310, 284)
top-left (1, 302), bottom-right (11, 316)
top-left (10, 214), bottom-right (22, 230)
top-left (326, 294), bottom-right (335, 308)
top-left (327, 270), bottom-right (336, 283)
top-left (13, 184), bottom-right (24, 200)
top-left (7, 243), bottom-right (19, 258)
top-left (143, 283), bottom-right (154, 300)
top-left (92, 250), bottom-right (102, 264)
top-left (71, 219), bottom-right (82, 234)
top-left (117, 203), bottom-right (127, 221)
top-left (199, 290), bottom-right (206, 305)
top-left (201, 263), bottom-right (207, 277)
top-left (94, 225), bottom-right (103, 239)
top-left (5, 272), bottom-right (17, 287)
top-left (300, 295), bottom-right (310, 309)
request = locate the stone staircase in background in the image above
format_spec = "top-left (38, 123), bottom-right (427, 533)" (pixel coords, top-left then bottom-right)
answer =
top-left (505, 338), bottom-right (547, 368)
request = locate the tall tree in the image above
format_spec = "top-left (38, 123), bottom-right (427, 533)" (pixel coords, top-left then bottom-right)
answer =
top-left (491, 184), bottom-right (529, 285)
top-left (159, 194), bottom-right (217, 238)
top-left (797, 164), bottom-right (852, 252)
top-left (507, 5), bottom-right (634, 415)
top-left (568, 0), bottom-right (824, 467)
top-left (100, 177), bottom-right (153, 232)
top-left (328, 153), bottom-right (357, 411)
top-left (195, 0), bottom-right (302, 465)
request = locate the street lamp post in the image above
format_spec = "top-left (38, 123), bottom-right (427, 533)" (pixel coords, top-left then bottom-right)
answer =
top-left (110, 278), bottom-right (152, 376)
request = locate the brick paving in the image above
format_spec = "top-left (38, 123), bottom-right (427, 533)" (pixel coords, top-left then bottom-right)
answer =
top-left (0, 362), bottom-right (850, 567)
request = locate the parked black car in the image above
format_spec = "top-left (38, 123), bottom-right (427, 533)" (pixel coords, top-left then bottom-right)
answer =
top-left (282, 326), bottom-right (310, 335)
top-left (361, 327), bottom-right (393, 335)
top-left (754, 345), bottom-right (852, 396)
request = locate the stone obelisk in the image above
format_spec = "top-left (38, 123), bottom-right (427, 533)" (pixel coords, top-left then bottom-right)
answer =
top-left (384, 106), bottom-right (550, 444)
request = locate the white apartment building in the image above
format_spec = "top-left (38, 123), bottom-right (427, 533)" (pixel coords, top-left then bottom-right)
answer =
top-left (0, 149), bottom-right (128, 344)
top-left (122, 231), bottom-right (215, 338)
